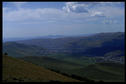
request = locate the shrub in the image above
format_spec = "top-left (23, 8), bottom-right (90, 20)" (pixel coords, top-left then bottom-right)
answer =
top-left (4, 52), bottom-right (8, 55)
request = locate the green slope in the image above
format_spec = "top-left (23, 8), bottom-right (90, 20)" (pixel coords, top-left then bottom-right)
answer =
top-left (2, 55), bottom-right (80, 82)
top-left (19, 56), bottom-right (83, 75)
top-left (73, 63), bottom-right (125, 82)
top-left (3, 42), bottom-right (45, 57)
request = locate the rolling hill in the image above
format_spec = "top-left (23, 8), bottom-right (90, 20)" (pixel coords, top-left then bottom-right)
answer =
top-left (3, 42), bottom-right (46, 57)
top-left (2, 55), bottom-right (80, 82)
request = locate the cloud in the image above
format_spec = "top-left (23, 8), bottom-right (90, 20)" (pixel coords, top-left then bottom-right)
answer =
top-left (102, 18), bottom-right (119, 24)
top-left (63, 2), bottom-right (108, 19)
top-left (90, 11), bottom-right (105, 17)
top-left (3, 8), bottom-right (65, 22)
top-left (12, 2), bottom-right (27, 5)
top-left (63, 2), bottom-right (89, 13)
top-left (63, 2), bottom-right (124, 15)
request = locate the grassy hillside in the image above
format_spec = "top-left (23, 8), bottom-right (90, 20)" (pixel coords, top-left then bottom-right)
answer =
top-left (3, 42), bottom-right (45, 57)
top-left (2, 55), bottom-right (80, 82)
top-left (72, 63), bottom-right (125, 82)
top-left (20, 56), bottom-right (83, 71)
top-left (20, 56), bottom-right (125, 82)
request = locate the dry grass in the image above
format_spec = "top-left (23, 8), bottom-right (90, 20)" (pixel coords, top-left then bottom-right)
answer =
top-left (2, 55), bottom-right (80, 82)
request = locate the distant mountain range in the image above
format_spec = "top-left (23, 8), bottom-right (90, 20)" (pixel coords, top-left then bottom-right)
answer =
top-left (3, 32), bottom-right (125, 63)
top-left (3, 34), bottom-right (92, 42)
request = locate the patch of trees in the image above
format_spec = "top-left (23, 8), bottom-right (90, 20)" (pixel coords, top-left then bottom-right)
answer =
top-left (3, 77), bottom-right (25, 82)
top-left (12, 77), bottom-right (25, 82)
top-left (49, 80), bottom-right (61, 82)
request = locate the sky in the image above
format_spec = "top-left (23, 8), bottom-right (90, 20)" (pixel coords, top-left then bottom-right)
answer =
top-left (3, 2), bottom-right (125, 38)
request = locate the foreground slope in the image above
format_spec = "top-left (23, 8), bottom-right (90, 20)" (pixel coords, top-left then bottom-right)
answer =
top-left (73, 63), bottom-right (125, 82)
top-left (2, 55), bottom-right (80, 82)
top-left (20, 56), bottom-right (125, 82)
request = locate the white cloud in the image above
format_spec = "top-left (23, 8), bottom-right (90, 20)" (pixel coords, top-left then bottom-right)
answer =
top-left (90, 11), bottom-right (105, 17)
top-left (103, 19), bottom-right (118, 24)
top-left (91, 6), bottom-right (124, 19)
top-left (63, 2), bottom-right (124, 17)
top-left (63, 2), bottom-right (88, 13)
top-left (12, 2), bottom-right (27, 6)
top-left (3, 8), bottom-right (65, 21)
top-left (102, 17), bottom-right (119, 24)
